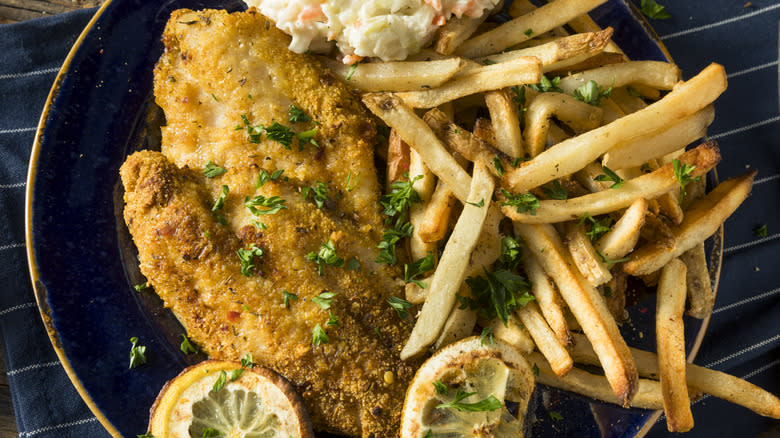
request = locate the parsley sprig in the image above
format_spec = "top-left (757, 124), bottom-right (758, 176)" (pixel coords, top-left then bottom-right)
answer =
top-left (245, 195), bottom-right (287, 216)
top-left (529, 75), bottom-right (563, 93)
top-left (594, 166), bottom-right (625, 189)
top-left (312, 323), bottom-right (329, 345)
top-left (672, 159), bottom-right (700, 205)
top-left (377, 174), bottom-right (423, 264)
top-left (574, 80), bottom-right (613, 106)
top-left (500, 189), bottom-right (540, 215)
top-left (237, 244), bottom-right (265, 276)
top-left (311, 291), bottom-right (338, 310)
top-left (307, 240), bottom-right (345, 276)
top-left (203, 161), bottom-right (226, 178)
top-left (129, 337), bottom-right (146, 369)
top-left (579, 213), bottom-right (613, 242)
top-left (640, 0), bottom-right (671, 19)
top-left (436, 389), bottom-right (503, 412)
top-left (282, 290), bottom-right (298, 308)
top-left (288, 104), bottom-right (311, 123)
top-left (302, 181), bottom-right (330, 209)
top-left (256, 169), bottom-right (284, 188)
top-left (180, 334), bottom-right (198, 354)
top-left (542, 180), bottom-right (568, 200)
top-left (404, 254), bottom-right (435, 288)
top-left (388, 296), bottom-right (413, 319)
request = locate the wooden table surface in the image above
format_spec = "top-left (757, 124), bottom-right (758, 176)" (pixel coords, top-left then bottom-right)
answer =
top-left (1, 2), bottom-right (108, 436)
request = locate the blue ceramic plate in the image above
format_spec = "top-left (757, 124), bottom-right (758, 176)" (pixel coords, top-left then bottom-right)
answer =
top-left (26, 1), bottom-right (720, 436)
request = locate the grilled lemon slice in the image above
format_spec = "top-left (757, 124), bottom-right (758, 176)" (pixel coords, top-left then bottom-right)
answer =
top-left (401, 336), bottom-right (536, 438)
top-left (148, 360), bottom-right (314, 438)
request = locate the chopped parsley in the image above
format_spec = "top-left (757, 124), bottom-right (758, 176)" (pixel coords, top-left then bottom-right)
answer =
top-left (256, 169), bottom-right (284, 188)
top-left (240, 353), bottom-right (255, 368)
top-left (345, 62), bottom-right (360, 81)
top-left (511, 85), bottom-right (527, 112)
top-left (493, 156), bottom-right (505, 177)
top-left (288, 104), bottom-right (311, 123)
top-left (201, 428), bottom-right (221, 438)
top-left (381, 175), bottom-right (423, 218)
top-left (433, 380), bottom-right (449, 395)
top-left (311, 291), bottom-right (338, 310)
top-left (282, 290), bottom-right (298, 308)
top-left (237, 244), bottom-right (265, 276)
top-left (346, 256), bottom-right (362, 271)
top-left (500, 189), bottom-right (540, 215)
top-left (436, 389), bottom-right (502, 412)
top-left (346, 171), bottom-right (360, 192)
top-left (203, 161), bottom-right (226, 178)
top-left (129, 337), bottom-right (146, 369)
top-left (230, 368), bottom-right (244, 381)
top-left (549, 411), bottom-right (564, 421)
top-left (211, 370), bottom-right (227, 393)
top-left (245, 195), bottom-right (287, 216)
top-left (387, 296), bottom-right (414, 319)
top-left (524, 28), bottom-right (534, 37)
top-left (482, 59), bottom-right (497, 65)
top-left (137, 433), bottom-right (155, 438)
top-left (301, 181), bottom-right (330, 208)
top-left (252, 221), bottom-right (267, 230)
top-left (327, 311), bottom-right (340, 326)
top-left (579, 213), bottom-right (613, 242)
top-left (596, 249), bottom-right (630, 266)
top-left (754, 224), bottom-right (768, 238)
top-left (532, 363), bottom-right (540, 376)
top-left (180, 334), bottom-right (198, 354)
top-left (529, 75), bottom-right (562, 93)
top-left (297, 128), bottom-right (320, 148)
top-left (542, 180), bottom-right (568, 200)
top-left (377, 174), bottom-right (423, 265)
top-left (640, 0), bottom-right (671, 19)
top-left (404, 254), bottom-right (435, 288)
top-left (672, 159), bottom-right (700, 205)
top-left (376, 222), bottom-right (413, 265)
top-left (603, 285), bottom-right (614, 298)
top-left (312, 323), bottom-right (329, 345)
top-left (307, 240), bottom-right (345, 275)
top-left (133, 282), bottom-right (148, 292)
top-left (594, 165), bottom-right (625, 189)
top-left (574, 80), bottom-right (613, 106)
top-left (239, 115), bottom-right (294, 148)
top-left (499, 236), bottom-right (523, 271)
top-left (480, 326), bottom-right (494, 345)
top-left (466, 199), bottom-right (485, 207)
top-left (212, 185), bottom-right (229, 211)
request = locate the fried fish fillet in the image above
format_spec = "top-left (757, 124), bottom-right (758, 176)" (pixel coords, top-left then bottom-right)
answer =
top-left (121, 8), bottom-right (417, 437)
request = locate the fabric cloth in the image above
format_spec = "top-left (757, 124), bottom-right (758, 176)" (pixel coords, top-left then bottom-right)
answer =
top-left (0, 1), bottom-right (777, 437)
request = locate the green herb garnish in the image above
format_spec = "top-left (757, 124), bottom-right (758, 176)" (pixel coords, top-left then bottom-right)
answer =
top-left (288, 104), bottom-right (311, 123)
top-left (312, 324), bottom-right (329, 345)
top-left (542, 180), bottom-right (568, 200)
top-left (404, 254), bottom-right (435, 288)
top-left (481, 326), bottom-right (494, 345)
top-left (212, 185), bottom-right (229, 211)
top-left (594, 165), bottom-right (625, 189)
top-left (256, 169), bottom-right (284, 188)
top-left (311, 291), bottom-right (338, 310)
top-left (436, 389), bottom-right (503, 412)
top-left (282, 290), bottom-right (298, 308)
top-left (307, 240), bottom-right (345, 275)
top-left (574, 79), bottom-right (613, 106)
top-left (529, 75), bottom-right (562, 93)
top-left (180, 334), bottom-right (198, 354)
top-left (672, 159), bottom-right (700, 205)
top-left (237, 244), bottom-right (265, 276)
top-left (640, 0), bottom-right (671, 19)
top-left (240, 353), bottom-right (255, 368)
top-left (129, 337), bottom-right (146, 369)
top-left (388, 296), bottom-right (414, 319)
top-left (500, 189), bottom-right (540, 215)
top-left (203, 161), bottom-right (227, 178)
top-left (302, 181), bottom-right (330, 208)
top-left (245, 195), bottom-right (287, 216)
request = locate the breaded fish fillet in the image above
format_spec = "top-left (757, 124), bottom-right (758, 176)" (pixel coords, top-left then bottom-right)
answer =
top-left (122, 8), bottom-right (416, 437)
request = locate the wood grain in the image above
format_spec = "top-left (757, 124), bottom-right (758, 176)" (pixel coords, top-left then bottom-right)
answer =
top-left (0, 0), bottom-right (104, 23)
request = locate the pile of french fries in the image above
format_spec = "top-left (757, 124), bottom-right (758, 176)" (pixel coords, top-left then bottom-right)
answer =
top-left (331, 0), bottom-right (779, 432)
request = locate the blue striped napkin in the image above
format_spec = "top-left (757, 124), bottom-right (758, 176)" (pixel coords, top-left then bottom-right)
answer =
top-left (0, 1), bottom-right (777, 437)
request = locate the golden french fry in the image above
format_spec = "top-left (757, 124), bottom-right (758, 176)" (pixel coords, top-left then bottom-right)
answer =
top-left (569, 332), bottom-right (780, 419)
top-left (656, 258), bottom-right (694, 432)
top-left (401, 162), bottom-right (495, 359)
top-left (386, 129), bottom-right (410, 189)
top-left (514, 223), bottom-right (638, 406)
top-left (362, 93), bottom-right (472, 202)
top-left (434, 9), bottom-right (492, 55)
top-left (602, 106), bottom-right (715, 170)
top-left (408, 150), bottom-right (438, 260)
top-left (405, 279), bottom-right (428, 305)
top-left (524, 92), bottom-right (603, 157)
top-left (609, 86), bottom-right (648, 114)
top-left (456, 0), bottom-right (609, 58)
top-left (503, 63), bottom-right (727, 193)
top-left (599, 97), bottom-right (627, 124)
top-left (624, 170), bottom-right (756, 276)
top-left (528, 352), bottom-right (664, 410)
top-left (576, 161), bottom-right (612, 193)
top-left (681, 176), bottom-right (706, 210)
top-left (680, 243), bottom-right (715, 319)
top-left (520, 245), bottom-right (571, 345)
top-left (517, 302), bottom-right (573, 376)
top-left (602, 267), bottom-right (627, 322)
top-left (491, 315), bottom-right (536, 354)
top-left (558, 61), bottom-right (681, 95)
top-left (485, 89), bottom-right (525, 158)
top-left (566, 221), bottom-right (612, 287)
top-left (395, 57), bottom-right (542, 108)
top-left (503, 142), bottom-right (720, 224)
top-left (434, 298), bottom-right (478, 350)
top-left (417, 180), bottom-right (457, 243)
top-left (319, 57), bottom-right (467, 92)
top-left (657, 191), bottom-right (684, 225)
top-left (595, 198), bottom-right (648, 260)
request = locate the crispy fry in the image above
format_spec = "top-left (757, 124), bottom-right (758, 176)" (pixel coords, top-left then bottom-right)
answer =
top-left (503, 142), bottom-right (720, 223)
top-left (514, 223), bottom-right (638, 405)
top-left (490, 316), bottom-right (535, 355)
top-left (401, 162), bottom-right (495, 359)
top-left (408, 149), bottom-right (438, 260)
top-left (524, 92), bottom-right (603, 157)
top-left (417, 180), bottom-right (457, 243)
top-left (386, 129), bottom-right (410, 188)
top-left (602, 106), bottom-right (715, 170)
top-left (395, 57), bottom-right (542, 108)
top-left (485, 89), bottom-right (525, 158)
top-left (456, 0), bottom-right (609, 58)
top-left (405, 279), bottom-right (428, 305)
top-left (602, 267), bottom-right (628, 322)
top-left (609, 86), bottom-right (648, 114)
top-left (656, 258), bottom-right (693, 432)
top-left (569, 332), bottom-right (780, 419)
top-left (680, 243), bottom-right (715, 319)
top-left (595, 198), bottom-right (648, 260)
top-left (657, 191), bottom-right (684, 225)
top-left (502, 63), bottom-right (727, 193)
top-left (624, 170), bottom-right (756, 276)
top-left (546, 51), bottom-right (626, 77)
top-left (434, 296), bottom-right (478, 350)
top-left (434, 10), bottom-right (491, 55)
top-left (319, 57), bottom-right (467, 92)
top-left (558, 61), bottom-right (681, 95)
top-left (517, 302), bottom-right (573, 376)
top-left (566, 221), bottom-right (612, 287)
top-left (362, 93), bottom-right (472, 202)
top-left (520, 245), bottom-right (572, 345)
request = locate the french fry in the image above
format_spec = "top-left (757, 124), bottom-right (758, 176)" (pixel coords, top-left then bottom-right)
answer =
top-left (434, 295), bottom-right (478, 350)
top-left (417, 180), bottom-right (457, 243)
top-left (528, 352), bottom-right (665, 410)
top-left (545, 51), bottom-right (626, 76)
top-left (434, 7), bottom-right (493, 55)
top-left (557, 61), bottom-right (681, 95)
top-left (502, 63), bottom-right (727, 193)
top-left (576, 161), bottom-right (611, 192)
top-left (520, 245), bottom-right (571, 345)
top-left (609, 86), bottom-right (648, 114)
top-left (362, 93), bottom-right (472, 202)
top-left (514, 223), bottom-right (638, 406)
top-left (680, 243), bottom-right (715, 319)
top-left (491, 316), bottom-right (536, 354)
top-left (599, 97), bottom-right (626, 124)
top-left (455, 0), bottom-right (609, 58)
top-left (656, 191), bottom-right (685, 225)
top-left (395, 57), bottom-right (542, 108)
top-left (569, 332), bottom-right (780, 419)
top-left (319, 57), bottom-right (467, 92)
top-left (386, 129), bottom-right (410, 188)
top-left (405, 279), bottom-right (428, 305)
top-left (517, 302), bottom-right (573, 376)
top-left (503, 142), bottom-right (720, 224)
top-left (473, 29), bottom-right (613, 70)
top-left (681, 176), bottom-right (706, 210)
top-left (594, 198), bottom-right (648, 260)
top-left (408, 149), bottom-right (438, 260)
top-left (524, 92), bottom-right (603, 157)
top-left (602, 106), bottom-right (715, 170)
top-left (624, 170), bottom-right (756, 276)
top-left (566, 221), bottom-right (612, 287)
top-left (401, 162), bottom-right (495, 359)
top-left (485, 89), bottom-right (525, 158)
top-left (656, 259), bottom-right (694, 432)
top-left (602, 267), bottom-right (627, 322)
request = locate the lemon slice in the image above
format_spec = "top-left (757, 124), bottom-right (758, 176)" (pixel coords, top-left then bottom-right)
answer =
top-left (148, 360), bottom-right (314, 438)
top-left (401, 336), bottom-right (536, 438)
